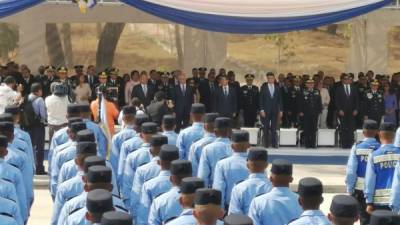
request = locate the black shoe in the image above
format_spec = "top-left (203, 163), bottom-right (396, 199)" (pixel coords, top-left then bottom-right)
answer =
top-left (35, 168), bottom-right (47, 175)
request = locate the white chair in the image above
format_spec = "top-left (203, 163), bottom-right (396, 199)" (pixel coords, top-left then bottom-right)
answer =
top-left (241, 127), bottom-right (260, 145)
top-left (356, 130), bottom-right (364, 142)
top-left (317, 129), bottom-right (336, 147)
top-left (279, 128), bottom-right (297, 146)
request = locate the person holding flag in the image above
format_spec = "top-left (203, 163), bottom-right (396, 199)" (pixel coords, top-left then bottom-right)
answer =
top-left (90, 84), bottom-right (119, 143)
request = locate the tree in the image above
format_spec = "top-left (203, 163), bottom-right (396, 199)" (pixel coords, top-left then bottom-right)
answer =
top-left (0, 24), bottom-right (19, 61)
top-left (96, 23), bottom-right (125, 72)
top-left (264, 33), bottom-right (296, 73)
top-left (174, 24), bottom-right (183, 69)
top-left (61, 23), bottom-right (73, 68)
top-left (46, 23), bottom-right (66, 67)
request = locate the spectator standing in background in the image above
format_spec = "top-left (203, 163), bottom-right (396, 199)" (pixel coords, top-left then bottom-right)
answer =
top-left (125, 70), bottom-right (140, 105)
top-left (45, 82), bottom-right (70, 141)
top-left (74, 75), bottom-right (92, 104)
top-left (85, 65), bottom-right (98, 102)
top-left (91, 85), bottom-right (119, 137)
top-left (20, 65), bottom-right (34, 97)
top-left (317, 81), bottom-right (331, 128)
top-left (383, 83), bottom-right (398, 124)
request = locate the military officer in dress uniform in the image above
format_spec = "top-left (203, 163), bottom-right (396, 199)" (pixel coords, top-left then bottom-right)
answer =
top-left (287, 76), bottom-right (302, 128)
top-left (288, 177), bottom-right (330, 225)
top-left (107, 67), bottom-right (125, 106)
top-left (240, 74), bottom-right (259, 127)
top-left (36, 66), bottom-right (58, 98)
top-left (345, 119), bottom-right (380, 225)
top-left (159, 73), bottom-right (174, 100)
top-left (363, 80), bottom-right (385, 125)
top-left (248, 159), bottom-right (302, 225)
top-left (164, 177), bottom-right (205, 225)
top-left (298, 79), bottom-right (322, 148)
top-left (101, 211), bottom-right (133, 225)
top-left (355, 74), bottom-right (369, 128)
top-left (224, 215), bottom-right (253, 225)
top-left (57, 66), bottom-right (76, 102)
top-left (365, 122), bottom-right (400, 213)
top-left (328, 195), bottom-right (360, 225)
top-left (148, 160), bottom-right (193, 225)
top-left (213, 130), bottom-right (250, 210)
top-left (228, 147), bottom-right (271, 215)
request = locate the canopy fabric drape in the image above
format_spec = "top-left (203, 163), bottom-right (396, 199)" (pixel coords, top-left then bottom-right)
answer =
top-left (120, 0), bottom-right (391, 33)
top-left (0, 0), bottom-right (43, 18)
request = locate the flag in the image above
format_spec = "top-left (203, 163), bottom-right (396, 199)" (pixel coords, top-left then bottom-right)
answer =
top-left (99, 95), bottom-right (112, 158)
top-left (77, 0), bottom-right (97, 14)
top-left (87, 0), bottom-right (97, 9)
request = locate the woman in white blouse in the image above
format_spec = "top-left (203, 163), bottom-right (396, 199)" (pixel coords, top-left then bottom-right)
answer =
top-left (74, 75), bottom-right (92, 104)
top-left (317, 81), bottom-right (330, 128)
top-left (124, 70), bottom-right (140, 105)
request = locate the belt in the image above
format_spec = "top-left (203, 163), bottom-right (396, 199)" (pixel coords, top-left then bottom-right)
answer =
top-left (373, 189), bottom-right (391, 204)
top-left (355, 177), bottom-right (365, 191)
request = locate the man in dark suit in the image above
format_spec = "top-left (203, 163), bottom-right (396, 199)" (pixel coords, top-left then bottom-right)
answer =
top-left (34, 66), bottom-right (59, 98)
top-left (259, 72), bottom-right (283, 148)
top-left (335, 74), bottom-right (359, 148)
top-left (214, 75), bottom-right (237, 119)
top-left (85, 65), bottom-right (99, 102)
top-left (146, 91), bottom-right (172, 126)
top-left (170, 72), bottom-right (194, 131)
top-left (199, 70), bottom-right (217, 113)
top-left (131, 71), bottom-right (155, 107)
top-left (240, 74), bottom-right (259, 127)
top-left (21, 65), bottom-right (35, 97)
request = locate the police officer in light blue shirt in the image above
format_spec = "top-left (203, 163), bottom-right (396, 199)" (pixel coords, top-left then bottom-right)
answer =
top-left (0, 122), bottom-right (33, 209)
top-left (65, 189), bottom-right (115, 225)
top-left (248, 159), bottom-right (302, 225)
top-left (192, 188), bottom-right (225, 225)
top-left (198, 117), bottom-right (233, 187)
top-left (0, 214), bottom-right (19, 225)
top-left (164, 177), bottom-right (205, 225)
top-left (100, 211), bottom-right (133, 225)
top-left (213, 130), bottom-right (250, 210)
top-left (52, 142), bottom-right (98, 225)
top-left (58, 165), bottom-right (126, 225)
top-left (148, 160), bottom-right (193, 225)
top-left (0, 135), bottom-right (28, 222)
top-left (121, 122), bottom-right (158, 207)
top-left (328, 195), bottom-right (359, 225)
top-left (161, 115), bottom-right (178, 145)
top-left (136, 145), bottom-right (179, 224)
top-left (79, 103), bottom-right (108, 159)
top-left (176, 103), bottom-right (206, 160)
top-left (224, 214), bottom-right (253, 225)
top-left (369, 210), bottom-right (400, 225)
top-left (49, 104), bottom-right (82, 166)
top-left (129, 135), bottom-right (169, 218)
top-left (390, 160), bottom-right (400, 213)
top-left (345, 119), bottom-right (380, 225)
top-left (51, 122), bottom-right (87, 196)
top-left (110, 106), bottom-right (137, 173)
top-left (365, 122), bottom-right (400, 214)
top-left (288, 177), bottom-right (330, 225)
top-left (188, 112), bottom-right (219, 176)
top-left (229, 147), bottom-right (272, 215)
top-left (0, 196), bottom-right (23, 225)
top-left (117, 114), bottom-right (149, 186)
top-left (0, 110), bottom-right (34, 172)
top-left (49, 117), bottom-right (83, 176)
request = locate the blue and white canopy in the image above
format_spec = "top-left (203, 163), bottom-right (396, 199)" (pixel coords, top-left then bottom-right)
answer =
top-left (0, 0), bottom-right (392, 34)
top-left (120, 0), bottom-right (391, 33)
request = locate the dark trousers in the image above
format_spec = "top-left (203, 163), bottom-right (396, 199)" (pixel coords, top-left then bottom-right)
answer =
top-left (29, 125), bottom-right (45, 172)
top-left (262, 114), bottom-right (278, 148)
top-left (338, 113), bottom-right (355, 149)
top-left (175, 112), bottom-right (190, 132)
top-left (352, 190), bottom-right (370, 225)
top-left (303, 114), bottom-right (318, 148)
top-left (243, 110), bottom-right (257, 127)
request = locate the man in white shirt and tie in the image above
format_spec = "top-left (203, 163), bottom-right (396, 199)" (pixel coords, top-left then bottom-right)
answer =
top-left (172, 71), bottom-right (194, 130)
top-left (131, 71), bottom-right (154, 107)
top-left (259, 72), bottom-right (283, 148)
top-left (215, 75), bottom-right (237, 119)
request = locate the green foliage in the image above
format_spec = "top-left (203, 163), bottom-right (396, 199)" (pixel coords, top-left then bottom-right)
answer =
top-left (0, 24), bottom-right (19, 60)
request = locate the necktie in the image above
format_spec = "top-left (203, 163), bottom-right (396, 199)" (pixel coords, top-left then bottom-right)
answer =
top-left (224, 87), bottom-right (228, 97)
top-left (269, 84), bottom-right (274, 96)
top-left (143, 85), bottom-right (147, 96)
top-left (210, 83), bottom-right (214, 92)
top-left (346, 85), bottom-right (350, 96)
top-left (181, 84), bottom-right (185, 94)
